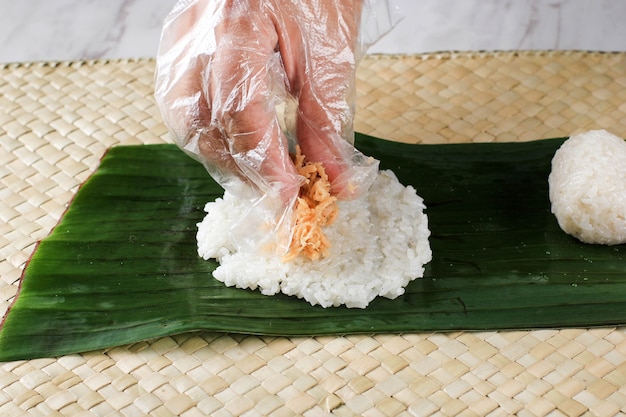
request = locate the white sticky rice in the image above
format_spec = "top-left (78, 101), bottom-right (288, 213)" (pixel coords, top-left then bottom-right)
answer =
top-left (197, 170), bottom-right (432, 308)
top-left (548, 129), bottom-right (626, 245)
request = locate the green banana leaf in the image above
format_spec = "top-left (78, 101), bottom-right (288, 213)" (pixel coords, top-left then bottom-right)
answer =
top-left (1, 134), bottom-right (624, 361)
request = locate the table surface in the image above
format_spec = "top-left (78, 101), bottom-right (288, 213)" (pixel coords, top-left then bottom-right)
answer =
top-left (2, 0), bottom-right (626, 63)
top-left (0, 52), bottom-right (625, 416)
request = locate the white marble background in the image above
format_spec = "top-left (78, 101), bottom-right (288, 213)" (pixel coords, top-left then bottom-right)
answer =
top-left (0, 0), bottom-right (625, 64)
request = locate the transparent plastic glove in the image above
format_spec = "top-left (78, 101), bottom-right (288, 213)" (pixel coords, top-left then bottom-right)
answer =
top-left (154, 0), bottom-right (399, 255)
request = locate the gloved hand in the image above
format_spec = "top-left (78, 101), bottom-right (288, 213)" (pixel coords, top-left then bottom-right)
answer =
top-left (154, 0), bottom-right (397, 254)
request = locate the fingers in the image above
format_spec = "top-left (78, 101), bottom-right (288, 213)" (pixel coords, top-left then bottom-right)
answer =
top-left (155, 0), bottom-right (373, 203)
top-left (210, 1), bottom-right (299, 199)
top-left (154, 0), bottom-right (209, 148)
top-left (280, 0), bottom-right (376, 199)
top-left (296, 85), bottom-right (354, 192)
top-left (156, 0), bottom-right (300, 201)
top-left (297, 83), bottom-right (379, 201)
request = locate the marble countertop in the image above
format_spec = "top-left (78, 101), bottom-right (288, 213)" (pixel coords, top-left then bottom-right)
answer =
top-left (1, 0), bottom-right (625, 64)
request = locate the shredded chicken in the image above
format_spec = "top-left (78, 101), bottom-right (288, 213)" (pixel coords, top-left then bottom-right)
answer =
top-left (283, 146), bottom-right (339, 262)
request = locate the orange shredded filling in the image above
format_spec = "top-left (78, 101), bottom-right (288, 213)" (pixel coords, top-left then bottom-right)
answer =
top-left (283, 146), bottom-right (339, 262)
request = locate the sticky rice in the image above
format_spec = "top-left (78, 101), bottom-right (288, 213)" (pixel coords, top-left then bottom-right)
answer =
top-left (197, 170), bottom-right (432, 308)
top-left (548, 129), bottom-right (626, 245)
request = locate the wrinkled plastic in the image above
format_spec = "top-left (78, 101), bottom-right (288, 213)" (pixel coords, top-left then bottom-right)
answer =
top-left (154, 0), bottom-right (400, 255)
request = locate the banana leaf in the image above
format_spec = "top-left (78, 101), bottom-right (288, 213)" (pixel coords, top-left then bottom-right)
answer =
top-left (0, 134), bottom-right (624, 361)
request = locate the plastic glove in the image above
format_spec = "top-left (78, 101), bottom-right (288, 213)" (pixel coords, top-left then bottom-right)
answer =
top-left (154, 0), bottom-right (398, 254)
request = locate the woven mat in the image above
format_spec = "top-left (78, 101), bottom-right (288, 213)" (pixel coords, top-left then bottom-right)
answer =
top-left (0, 51), bottom-right (625, 416)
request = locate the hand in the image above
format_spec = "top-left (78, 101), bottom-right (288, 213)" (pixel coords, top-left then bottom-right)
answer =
top-left (154, 0), bottom-right (378, 204)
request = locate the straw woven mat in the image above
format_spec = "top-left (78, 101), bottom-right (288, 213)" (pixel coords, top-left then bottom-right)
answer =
top-left (0, 51), bottom-right (625, 417)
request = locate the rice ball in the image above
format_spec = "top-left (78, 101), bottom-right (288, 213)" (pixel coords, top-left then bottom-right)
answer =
top-left (548, 129), bottom-right (626, 245)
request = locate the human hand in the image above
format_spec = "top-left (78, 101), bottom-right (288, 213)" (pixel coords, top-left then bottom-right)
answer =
top-left (154, 0), bottom-right (379, 204)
